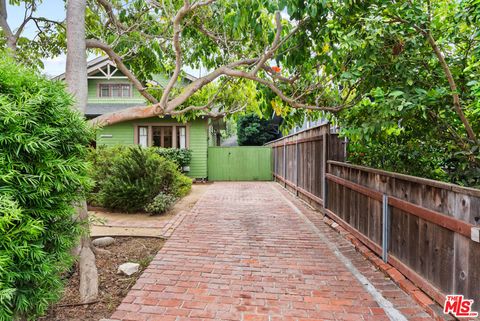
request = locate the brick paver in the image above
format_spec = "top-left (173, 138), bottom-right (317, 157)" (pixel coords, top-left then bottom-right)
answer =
top-left (110, 182), bottom-right (435, 321)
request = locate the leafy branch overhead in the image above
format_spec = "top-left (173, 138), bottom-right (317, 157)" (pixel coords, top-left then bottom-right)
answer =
top-left (82, 0), bottom-right (352, 127)
top-left (1, 0), bottom-right (479, 186)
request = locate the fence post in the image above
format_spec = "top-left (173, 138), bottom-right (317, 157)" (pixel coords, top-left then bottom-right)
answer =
top-left (382, 194), bottom-right (390, 263)
top-left (295, 137), bottom-right (299, 196)
top-left (283, 139), bottom-right (286, 188)
top-left (321, 132), bottom-right (327, 209)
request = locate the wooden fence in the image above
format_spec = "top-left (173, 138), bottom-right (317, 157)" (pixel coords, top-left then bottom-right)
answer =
top-left (267, 123), bottom-right (480, 311)
top-left (326, 161), bottom-right (480, 310)
top-left (266, 124), bottom-right (346, 208)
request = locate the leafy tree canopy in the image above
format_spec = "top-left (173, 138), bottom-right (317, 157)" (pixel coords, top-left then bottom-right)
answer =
top-left (2, 0), bottom-right (480, 185)
top-left (237, 113), bottom-right (280, 146)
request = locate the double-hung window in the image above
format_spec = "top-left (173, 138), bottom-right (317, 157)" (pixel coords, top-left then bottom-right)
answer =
top-left (99, 84), bottom-right (132, 98)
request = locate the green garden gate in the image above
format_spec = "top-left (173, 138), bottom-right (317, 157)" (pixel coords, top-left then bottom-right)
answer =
top-left (207, 147), bottom-right (272, 181)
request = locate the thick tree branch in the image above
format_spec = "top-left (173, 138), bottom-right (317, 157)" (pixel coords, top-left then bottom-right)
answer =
top-left (0, 0), bottom-right (16, 50)
top-left (86, 39), bottom-right (159, 104)
top-left (159, 1), bottom-right (191, 109)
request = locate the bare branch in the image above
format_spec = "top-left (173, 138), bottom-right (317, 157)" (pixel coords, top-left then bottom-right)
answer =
top-left (170, 93), bottom-right (219, 115)
top-left (223, 68), bottom-right (343, 112)
top-left (86, 39), bottom-right (159, 104)
top-left (159, 1), bottom-right (191, 109)
top-left (251, 11), bottom-right (282, 76)
top-left (95, 0), bottom-right (128, 32)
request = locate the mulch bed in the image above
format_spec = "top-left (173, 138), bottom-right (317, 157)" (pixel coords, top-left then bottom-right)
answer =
top-left (39, 237), bottom-right (164, 321)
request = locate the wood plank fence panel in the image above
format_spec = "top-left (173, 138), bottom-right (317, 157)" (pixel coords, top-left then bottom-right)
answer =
top-left (326, 160), bottom-right (480, 310)
top-left (268, 124), bottom-right (480, 310)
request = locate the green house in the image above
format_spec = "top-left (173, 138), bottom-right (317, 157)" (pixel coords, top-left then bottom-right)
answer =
top-left (56, 57), bottom-right (212, 180)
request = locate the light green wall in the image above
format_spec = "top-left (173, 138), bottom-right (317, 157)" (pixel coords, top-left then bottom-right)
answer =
top-left (96, 118), bottom-right (209, 179)
top-left (87, 78), bottom-right (145, 104)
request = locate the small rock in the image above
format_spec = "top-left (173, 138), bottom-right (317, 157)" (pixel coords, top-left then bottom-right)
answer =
top-left (117, 262), bottom-right (140, 276)
top-left (92, 237), bottom-right (115, 247)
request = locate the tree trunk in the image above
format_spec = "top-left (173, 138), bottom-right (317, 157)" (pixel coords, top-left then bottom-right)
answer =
top-left (65, 0), bottom-right (99, 303)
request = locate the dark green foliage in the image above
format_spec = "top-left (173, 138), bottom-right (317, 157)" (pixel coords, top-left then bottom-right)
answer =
top-left (93, 147), bottom-right (191, 213)
top-left (0, 55), bottom-right (92, 320)
top-left (152, 147), bottom-right (192, 169)
top-left (237, 114), bottom-right (279, 146)
top-left (144, 193), bottom-right (177, 214)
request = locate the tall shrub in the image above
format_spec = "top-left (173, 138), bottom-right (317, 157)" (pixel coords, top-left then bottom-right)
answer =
top-left (98, 147), bottom-right (181, 212)
top-left (0, 56), bottom-right (92, 320)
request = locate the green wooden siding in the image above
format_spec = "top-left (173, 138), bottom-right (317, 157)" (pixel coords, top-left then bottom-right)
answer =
top-left (88, 78), bottom-right (145, 104)
top-left (207, 147), bottom-right (272, 181)
top-left (96, 118), bottom-right (208, 179)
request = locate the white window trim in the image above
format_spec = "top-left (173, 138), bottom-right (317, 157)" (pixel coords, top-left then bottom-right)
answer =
top-left (97, 83), bottom-right (133, 98)
top-left (133, 123), bottom-right (190, 149)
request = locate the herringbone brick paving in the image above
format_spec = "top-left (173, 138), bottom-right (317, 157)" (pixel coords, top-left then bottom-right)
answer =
top-left (110, 182), bottom-right (434, 321)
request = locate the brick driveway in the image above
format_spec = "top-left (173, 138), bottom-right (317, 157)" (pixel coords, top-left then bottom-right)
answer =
top-left (110, 182), bottom-right (434, 321)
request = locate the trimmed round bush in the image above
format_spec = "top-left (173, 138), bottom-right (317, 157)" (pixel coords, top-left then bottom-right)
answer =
top-left (0, 55), bottom-right (93, 320)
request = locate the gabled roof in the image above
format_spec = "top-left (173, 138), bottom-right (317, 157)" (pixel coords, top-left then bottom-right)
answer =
top-left (54, 56), bottom-right (198, 83)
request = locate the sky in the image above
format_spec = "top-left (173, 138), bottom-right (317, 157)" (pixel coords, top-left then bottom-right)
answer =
top-left (5, 2), bottom-right (220, 78)
top-left (7, 0), bottom-right (81, 77)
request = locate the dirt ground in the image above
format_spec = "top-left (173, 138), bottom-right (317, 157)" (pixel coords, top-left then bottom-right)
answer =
top-left (90, 183), bottom-right (210, 237)
top-left (39, 237), bottom-right (164, 321)
top-left (39, 183), bottom-right (210, 321)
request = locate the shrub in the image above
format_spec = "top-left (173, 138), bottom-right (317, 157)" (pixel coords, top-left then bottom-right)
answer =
top-left (144, 192), bottom-right (178, 214)
top-left (86, 145), bottom-right (129, 206)
top-left (0, 56), bottom-right (92, 320)
top-left (172, 173), bottom-right (193, 197)
top-left (152, 147), bottom-right (192, 169)
top-left (98, 147), bottom-right (179, 212)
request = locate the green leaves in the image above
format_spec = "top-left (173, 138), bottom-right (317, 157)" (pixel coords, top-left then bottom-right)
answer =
top-left (0, 54), bottom-right (90, 320)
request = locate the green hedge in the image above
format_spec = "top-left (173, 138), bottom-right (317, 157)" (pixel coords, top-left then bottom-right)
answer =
top-left (0, 55), bottom-right (92, 320)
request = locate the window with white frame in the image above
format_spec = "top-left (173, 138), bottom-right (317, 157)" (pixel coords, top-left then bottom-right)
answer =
top-left (99, 84), bottom-right (132, 98)
top-left (135, 125), bottom-right (187, 149)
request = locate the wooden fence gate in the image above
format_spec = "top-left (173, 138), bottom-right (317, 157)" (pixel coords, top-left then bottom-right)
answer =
top-left (207, 146), bottom-right (272, 181)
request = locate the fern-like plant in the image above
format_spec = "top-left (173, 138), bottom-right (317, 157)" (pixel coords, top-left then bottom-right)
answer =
top-left (98, 147), bottom-right (179, 212)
